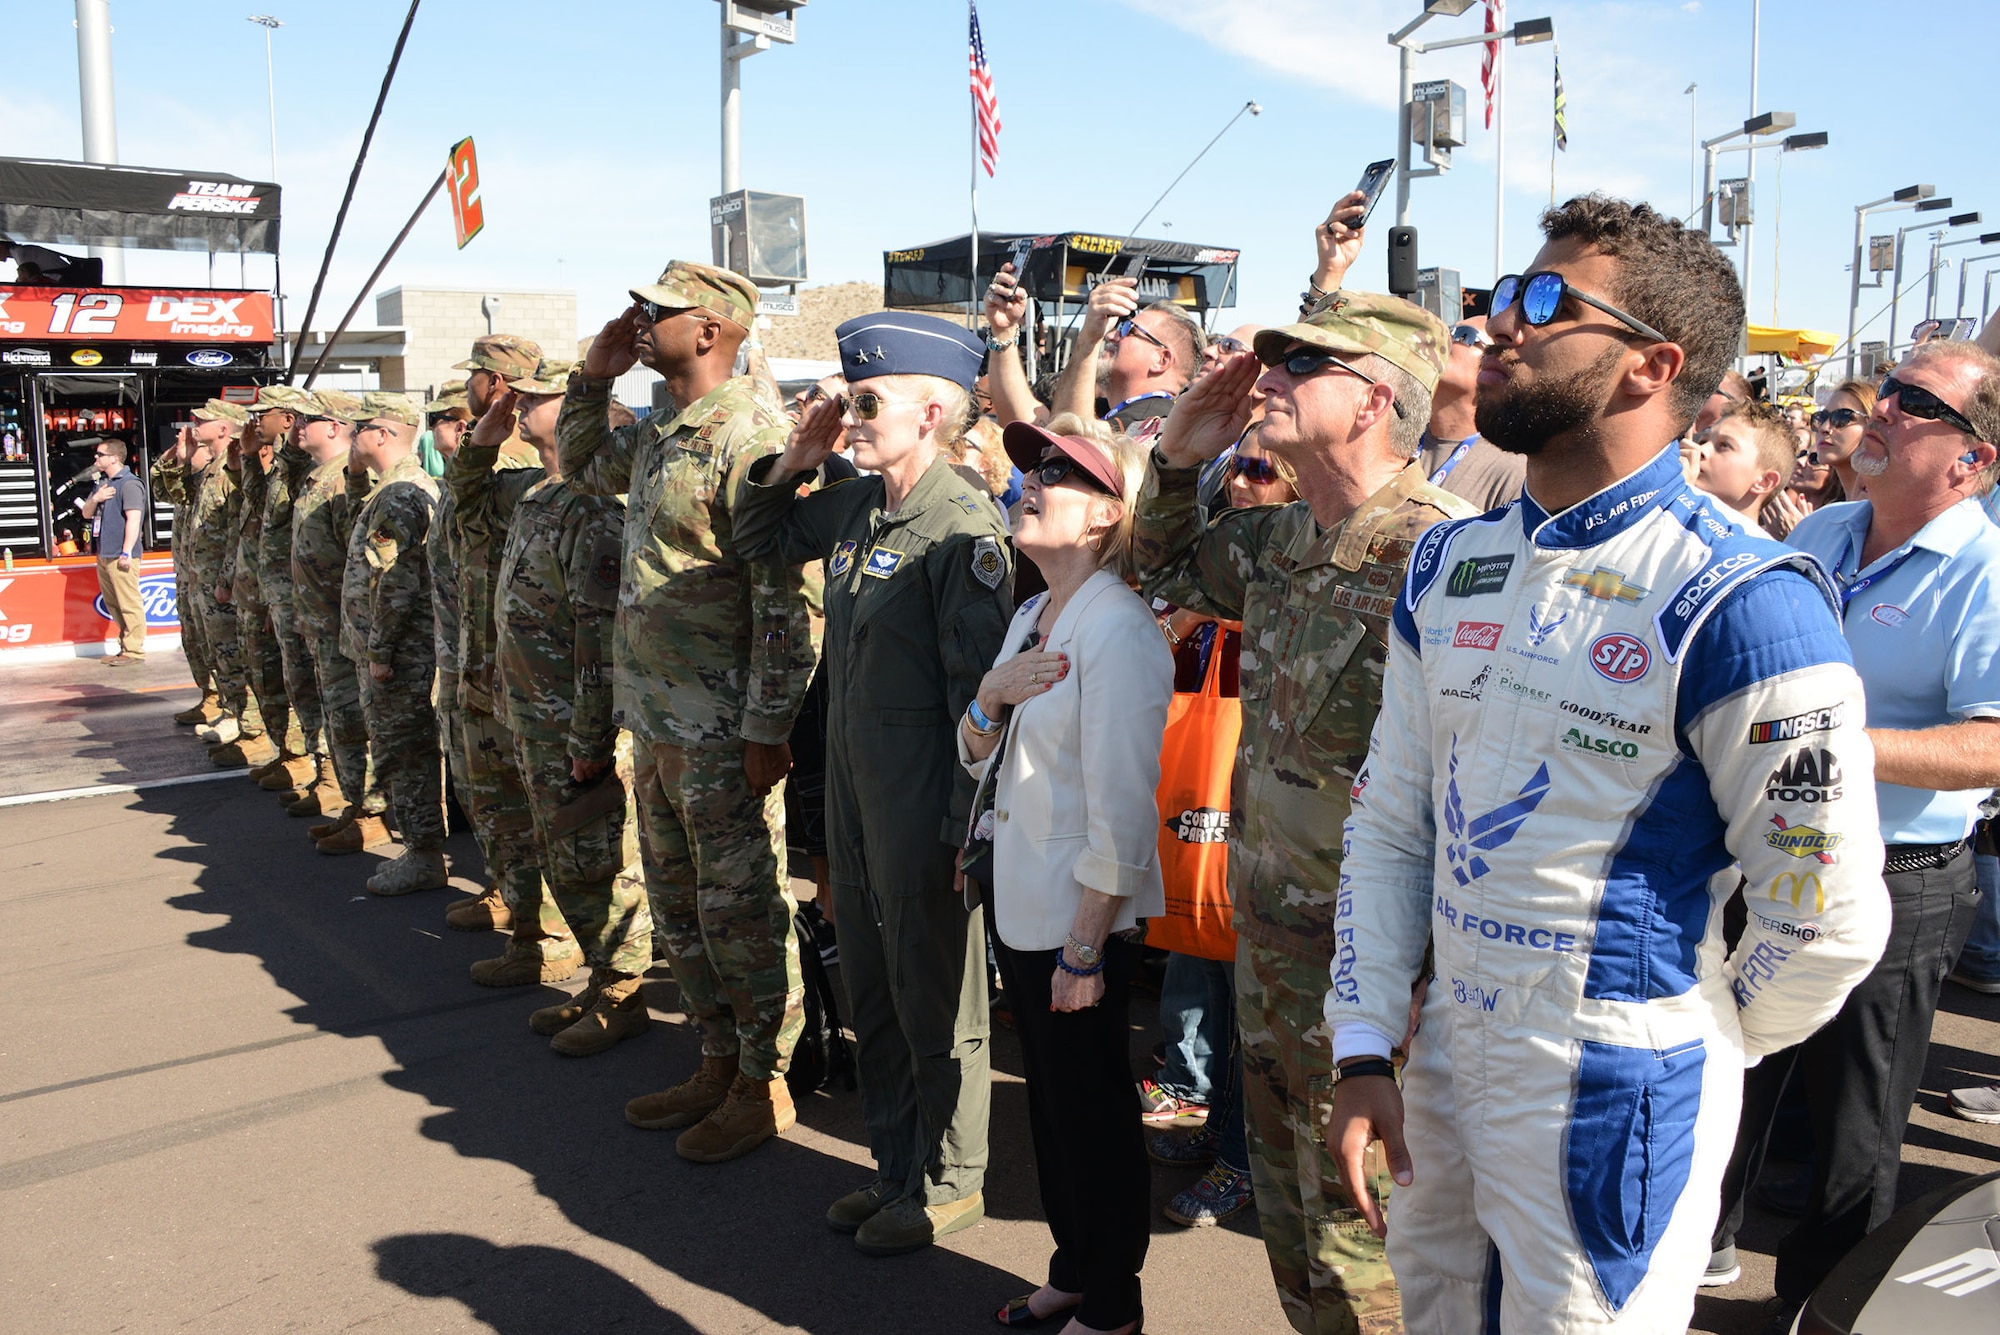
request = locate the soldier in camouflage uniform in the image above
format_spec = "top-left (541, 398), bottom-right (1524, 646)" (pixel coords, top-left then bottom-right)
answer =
top-left (247, 384), bottom-right (326, 801)
top-left (560, 260), bottom-right (814, 1162)
top-left (438, 336), bottom-right (575, 976)
top-left (186, 401), bottom-right (266, 755)
top-left (218, 395), bottom-right (295, 772)
top-left (154, 433), bottom-right (222, 727)
top-left (291, 390), bottom-right (391, 849)
top-left (1133, 292), bottom-right (1477, 1335)
top-left (338, 392), bottom-right (449, 892)
top-left (458, 357), bottom-right (652, 1054)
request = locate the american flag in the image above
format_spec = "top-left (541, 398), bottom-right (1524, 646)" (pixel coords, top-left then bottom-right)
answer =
top-left (970, 2), bottom-right (1001, 177)
top-left (1482, 0), bottom-right (1503, 128)
top-left (1553, 49), bottom-right (1568, 151)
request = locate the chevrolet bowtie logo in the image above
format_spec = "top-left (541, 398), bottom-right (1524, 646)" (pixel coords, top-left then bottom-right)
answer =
top-left (1562, 567), bottom-right (1649, 603)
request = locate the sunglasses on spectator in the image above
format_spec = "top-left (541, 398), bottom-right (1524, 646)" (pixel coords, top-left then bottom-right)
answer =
top-left (1110, 317), bottom-right (1170, 354)
top-left (1450, 324), bottom-right (1493, 349)
top-left (634, 299), bottom-right (696, 325)
top-left (1811, 407), bottom-right (1866, 430)
top-left (839, 391), bottom-right (915, 422)
top-left (1491, 271), bottom-right (1670, 344)
top-left (1230, 455), bottom-right (1281, 485)
top-left (1878, 376), bottom-right (1980, 438)
top-left (1261, 346), bottom-right (1407, 419)
top-left (1033, 452), bottom-right (1116, 495)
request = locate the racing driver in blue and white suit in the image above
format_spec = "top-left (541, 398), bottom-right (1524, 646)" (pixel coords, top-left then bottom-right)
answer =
top-left (1325, 197), bottom-right (1890, 1334)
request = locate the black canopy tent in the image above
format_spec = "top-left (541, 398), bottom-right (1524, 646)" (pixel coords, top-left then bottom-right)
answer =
top-left (0, 156), bottom-right (281, 256)
top-left (884, 229), bottom-right (1239, 317)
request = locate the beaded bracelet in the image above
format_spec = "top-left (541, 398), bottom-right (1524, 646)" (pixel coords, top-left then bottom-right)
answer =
top-left (1335, 1057), bottom-right (1397, 1083)
top-left (1054, 950), bottom-right (1106, 977)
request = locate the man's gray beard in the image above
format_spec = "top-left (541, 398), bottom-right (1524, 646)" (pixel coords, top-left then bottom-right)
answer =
top-left (1851, 446), bottom-right (1889, 477)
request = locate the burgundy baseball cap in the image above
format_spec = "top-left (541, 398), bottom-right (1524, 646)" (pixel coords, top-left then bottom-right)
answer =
top-left (1002, 420), bottom-right (1123, 495)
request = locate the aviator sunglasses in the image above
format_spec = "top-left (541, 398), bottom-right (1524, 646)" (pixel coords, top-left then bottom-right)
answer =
top-left (1490, 271), bottom-right (1670, 344)
top-left (1110, 317), bottom-right (1171, 354)
top-left (1811, 407), bottom-right (1866, 431)
top-left (1878, 375), bottom-right (1980, 438)
top-left (1261, 346), bottom-right (1408, 419)
top-left (1229, 454), bottom-right (1281, 485)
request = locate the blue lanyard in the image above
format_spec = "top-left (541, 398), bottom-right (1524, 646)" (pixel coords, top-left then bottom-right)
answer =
top-left (1428, 434), bottom-right (1477, 484)
top-left (1835, 537), bottom-right (1918, 612)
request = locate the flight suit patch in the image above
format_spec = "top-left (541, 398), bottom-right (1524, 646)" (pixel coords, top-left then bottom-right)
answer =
top-left (970, 536), bottom-right (1005, 590)
top-left (830, 540), bottom-right (857, 579)
top-left (863, 547), bottom-right (905, 578)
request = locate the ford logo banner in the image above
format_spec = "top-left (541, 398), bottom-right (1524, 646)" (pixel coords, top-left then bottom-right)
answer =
top-left (95, 573), bottom-right (181, 627)
top-left (186, 348), bottom-right (234, 367)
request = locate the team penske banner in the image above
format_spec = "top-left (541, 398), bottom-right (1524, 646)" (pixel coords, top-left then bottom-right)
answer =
top-left (0, 286), bottom-right (275, 344)
top-left (0, 156), bottom-right (281, 255)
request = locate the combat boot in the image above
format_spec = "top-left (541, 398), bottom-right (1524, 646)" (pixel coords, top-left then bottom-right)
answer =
top-left (196, 715), bottom-right (241, 745)
top-left (444, 886), bottom-right (512, 933)
top-left (549, 974), bottom-right (650, 1056)
top-left (317, 814), bottom-right (391, 855)
top-left (257, 753), bottom-right (317, 792)
top-left (853, 1191), bottom-right (985, 1257)
top-left (308, 810), bottom-right (352, 841)
top-left (174, 692), bottom-right (223, 726)
top-left (211, 733), bottom-right (279, 769)
top-left (366, 848), bottom-right (450, 896)
top-left (624, 1055), bottom-right (738, 1131)
top-left (469, 938), bottom-right (581, 987)
top-left (675, 1073), bottom-right (796, 1163)
top-left (530, 971), bottom-right (602, 1035)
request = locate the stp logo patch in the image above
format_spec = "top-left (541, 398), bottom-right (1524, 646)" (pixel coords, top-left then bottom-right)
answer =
top-left (1589, 632), bottom-right (1650, 682)
top-left (1452, 621), bottom-right (1504, 651)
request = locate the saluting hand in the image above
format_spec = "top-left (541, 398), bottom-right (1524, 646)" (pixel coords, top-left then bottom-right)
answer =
top-left (778, 395), bottom-right (844, 480)
top-left (469, 389), bottom-right (520, 449)
top-left (1154, 351), bottom-right (1260, 469)
top-left (583, 309), bottom-right (642, 380)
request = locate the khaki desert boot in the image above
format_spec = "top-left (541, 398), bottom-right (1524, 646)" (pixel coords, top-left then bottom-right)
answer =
top-left (211, 734), bottom-right (279, 769)
top-left (853, 1191), bottom-right (985, 1258)
top-left (366, 848), bottom-right (450, 896)
top-left (469, 938), bottom-right (581, 987)
top-left (174, 692), bottom-right (223, 726)
top-left (625, 1055), bottom-right (737, 1131)
top-left (549, 975), bottom-right (650, 1056)
top-left (675, 1074), bottom-right (796, 1163)
top-left (309, 810), bottom-right (353, 841)
top-left (317, 814), bottom-right (391, 855)
top-left (258, 753), bottom-right (317, 792)
top-left (445, 885), bottom-right (512, 933)
top-left (826, 1180), bottom-right (904, 1235)
top-left (196, 716), bottom-right (241, 745)
top-left (530, 971), bottom-right (603, 1036)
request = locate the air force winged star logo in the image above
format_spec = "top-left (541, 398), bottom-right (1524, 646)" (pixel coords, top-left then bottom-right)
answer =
top-left (1443, 736), bottom-right (1552, 888)
top-left (1563, 566), bottom-right (1650, 603)
top-left (1526, 604), bottom-right (1567, 647)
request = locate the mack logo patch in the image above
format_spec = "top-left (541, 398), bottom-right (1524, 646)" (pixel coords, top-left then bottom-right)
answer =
top-left (1439, 665), bottom-right (1491, 701)
top-left (862, 547), bottom-right (905, 579)
top-left (1445, 554), bottom-right (1514, 597)
top-left (829, 540), bottom-right (857, 579)
top-left (1166, 806), bottom-right (1230, 844)
top-left (1589, 632), bottom-right (1650, 682)
top-left (1563, 566), bottom-right (1649, 603)
top-left (1766, 815), bottom-right (1841, 864)
top-left (1766, 747), bottom-right (1842, 802)
top-left (1453, 620), bottom-right (1504, 651)
top-left (1748, 703), bottom-right (1844, 745)
top-left (1442, 736), bottom-right (1551, 888)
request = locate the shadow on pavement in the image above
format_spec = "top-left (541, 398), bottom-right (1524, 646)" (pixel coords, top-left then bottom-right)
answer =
top-left (373, 1233), bottom-right (699, 1334)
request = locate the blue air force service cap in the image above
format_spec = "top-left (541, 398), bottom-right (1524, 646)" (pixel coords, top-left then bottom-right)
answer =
top-left (835, 313), bottom-right (984, 390)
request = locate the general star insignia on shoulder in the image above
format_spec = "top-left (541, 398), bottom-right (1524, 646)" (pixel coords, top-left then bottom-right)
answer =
top-left (830, 539), bottom-right (857, 578)
top-left (970, 536), bottom-right (1004, 590)
top-left (863, 547), bottom-right (905, 579)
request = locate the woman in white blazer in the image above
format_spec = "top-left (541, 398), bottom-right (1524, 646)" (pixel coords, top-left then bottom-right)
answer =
top-left (959, 415), bottom-right (1172, 1335)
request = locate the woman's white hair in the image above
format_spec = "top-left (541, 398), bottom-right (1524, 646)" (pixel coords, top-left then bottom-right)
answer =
top-left (869, 373), bottom-right (973, 450)
top-left (1042, 412), bottom-right (1146, 583)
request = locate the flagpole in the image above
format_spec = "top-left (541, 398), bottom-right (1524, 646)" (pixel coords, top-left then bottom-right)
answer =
top-left (968, 1), bottom-right (979, 330)
top-left (1492, 41), bottom-right (1505, 285)
top-left (1550, 44), bottom-right (1558, 205)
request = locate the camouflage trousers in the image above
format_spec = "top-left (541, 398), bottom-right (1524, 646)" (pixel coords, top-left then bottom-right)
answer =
top-left (356, 655), bottom-right (445, 850)
top-left (461, 705), bottom-right (569, 949)
top-left (190, 572), bottom-right (262, 736)
top-left (232, 571), bottom-right (299, 754)
top-left (1237, 939), bottom-right (1401, 1335)
top-left (264, 587), bottom-right (323, 757)
top-left (632, 737), bottom-right (803, 1081)
top-left (312, 635), bottom-right (384, 816)
top-left (514, 730), bottom-right (650, 978)
top-left (436, 671), bottom-right (498, 874)
top-left (175, 559), bottom-right (214, 693)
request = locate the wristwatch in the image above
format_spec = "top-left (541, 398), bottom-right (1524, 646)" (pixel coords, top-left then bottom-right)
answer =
top-left (1064, 933), bottom-right (1103, 968)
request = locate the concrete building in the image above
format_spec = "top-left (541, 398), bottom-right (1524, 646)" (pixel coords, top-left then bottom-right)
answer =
top-left (374, 286), bottom-right (577, 397)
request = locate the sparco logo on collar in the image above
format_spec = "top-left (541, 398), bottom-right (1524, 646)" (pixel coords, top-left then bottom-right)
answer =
top-left (1453, 621), bottom-right (1504, 650)
top-left (1748, 703), bottom-right (1844, 745)
top-left (1672, 550), bottom-right (1759, 619)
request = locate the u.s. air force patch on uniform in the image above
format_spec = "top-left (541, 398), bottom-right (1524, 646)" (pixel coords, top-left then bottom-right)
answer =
top-left (970, 535), bottom-right (1005, 590)
top-left (830, 539), bottom-right (857, 579)
top-left (863, 546), bottom-right (905, 579)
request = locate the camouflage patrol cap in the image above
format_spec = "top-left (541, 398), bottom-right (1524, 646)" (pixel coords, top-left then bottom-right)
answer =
top-left (1252, 289), bottom-right (1452, 395)
top-left (360, 391), bottom-right (424, 428)
top-left (306, 388), bottom-right (368, 423)
top-left (504, 357), bottom-right (575, 397)
top-left (630, 259), bottom-right (758, 329)
top-left (423, 379), bottom-right (469, 415)
top-left (453, 334), bottom-right (544, 378)
top-left (254, 383), bottom-right (310, 413)
top-left (193, 398), bottom-right (251, 424)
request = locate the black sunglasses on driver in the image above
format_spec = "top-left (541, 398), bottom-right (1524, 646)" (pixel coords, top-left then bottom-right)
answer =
top-left (1491, 271), bottom-right (1670, 344)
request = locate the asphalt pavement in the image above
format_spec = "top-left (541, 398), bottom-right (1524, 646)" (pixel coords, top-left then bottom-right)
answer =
top-left (1, 647), bottom-right (1995, 1334)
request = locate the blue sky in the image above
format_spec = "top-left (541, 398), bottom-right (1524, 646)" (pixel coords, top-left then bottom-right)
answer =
top-left (6, 0), bottom-right (1998, 355)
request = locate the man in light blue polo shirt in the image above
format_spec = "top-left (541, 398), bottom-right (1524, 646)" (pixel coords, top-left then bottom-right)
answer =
top-left (1726, 337), bottom-right (2000, 1321)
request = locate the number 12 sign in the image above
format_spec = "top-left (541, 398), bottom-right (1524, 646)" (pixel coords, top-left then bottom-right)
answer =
top-left (447, 137), bottom-right (484, 250)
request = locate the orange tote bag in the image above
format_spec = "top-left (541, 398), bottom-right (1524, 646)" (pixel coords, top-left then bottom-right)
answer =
top-left (1148, 628), bottom-right (1241, 961)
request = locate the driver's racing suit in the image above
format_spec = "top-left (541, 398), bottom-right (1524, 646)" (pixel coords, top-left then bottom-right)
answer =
top-left (1330, 445), bottom-right (1891, 1332)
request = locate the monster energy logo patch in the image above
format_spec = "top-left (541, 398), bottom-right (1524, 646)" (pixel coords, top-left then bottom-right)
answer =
top-left (1446, 554), bottom-right (1514, 597)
